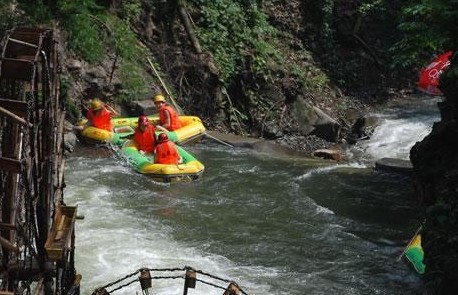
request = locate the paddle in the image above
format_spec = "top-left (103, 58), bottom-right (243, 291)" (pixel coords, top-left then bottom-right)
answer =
top-left (204, 132), bottom-right (234, 147)
top-left (147, 57), bottom-right (184, 115)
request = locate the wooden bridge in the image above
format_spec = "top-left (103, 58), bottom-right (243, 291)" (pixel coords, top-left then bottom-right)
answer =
top-left (0, 27), bottom-right (79, 294)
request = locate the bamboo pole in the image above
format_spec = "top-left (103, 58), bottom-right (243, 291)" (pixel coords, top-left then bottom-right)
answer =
top-left (204, 132), bottom-right (234, 147)
top-left (146, 57), bottom-right (184, 115)
top-left (0, 105), bottom-right (30, 126)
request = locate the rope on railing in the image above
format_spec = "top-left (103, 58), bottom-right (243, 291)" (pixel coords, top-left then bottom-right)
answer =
top-left (92, 266), bottom-right (248, 295)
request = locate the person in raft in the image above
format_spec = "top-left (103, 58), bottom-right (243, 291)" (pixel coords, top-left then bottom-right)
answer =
top-left (153, 94), bottom-right (182, 131)
top-left (134, 115), bottom-right (157, 154)
top-left (85, 98), bottom-right (118, 131)
top-left (154, 133), bottom-right (182, 164)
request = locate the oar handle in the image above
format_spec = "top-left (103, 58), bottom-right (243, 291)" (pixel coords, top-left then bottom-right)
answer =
top-left (204, 132), bottom-right (234, 147)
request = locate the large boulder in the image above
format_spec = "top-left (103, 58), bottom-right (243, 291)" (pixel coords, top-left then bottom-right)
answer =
top-left (290, 96), bottom-right (341, 142)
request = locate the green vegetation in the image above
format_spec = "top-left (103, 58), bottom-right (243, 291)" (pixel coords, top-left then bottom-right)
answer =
top-left (188, 0), bottom-right (279, 83)
top-left (391, 0), bottom-right (458, 68)
top-left (1, 1), bottom-right (458, 292)
top-left (0, 0), bottom-right (456, 96)
top-left (0, 0), bottom-right (150, 103)
top-left (55, 0), bottom-right (150, 101)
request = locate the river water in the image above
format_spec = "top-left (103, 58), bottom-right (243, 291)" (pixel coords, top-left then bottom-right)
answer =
top-left (65, 94), bottom-right (441, 295)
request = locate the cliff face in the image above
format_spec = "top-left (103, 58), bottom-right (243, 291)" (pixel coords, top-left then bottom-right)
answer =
top-left (410, 54), bottom-right (458, 293)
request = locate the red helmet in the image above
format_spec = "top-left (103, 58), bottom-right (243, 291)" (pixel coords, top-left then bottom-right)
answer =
top-left (138, 115), bottom-right (148, 126)
top-left (158, 132), bottom-right (169, 143)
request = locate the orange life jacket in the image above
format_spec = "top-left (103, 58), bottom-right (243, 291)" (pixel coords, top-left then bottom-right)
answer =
top-left (154, 141), bottom-right (180, 164)
top-left (134, 124), bottom-right (156, 153)
top-left (159, 104), bottom-right (182, 131)
top-left (86, 108), bottom-right (113, 131)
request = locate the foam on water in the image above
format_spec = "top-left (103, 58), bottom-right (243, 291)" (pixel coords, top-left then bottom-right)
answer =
top-left (66, 158), bottom-right (278, 295)
top-left (294, 163), bottom-right (367, 181)
top-left (362, 117), bottom-right (434, 160)
top-left (352, 95), bottom-right (441, 162)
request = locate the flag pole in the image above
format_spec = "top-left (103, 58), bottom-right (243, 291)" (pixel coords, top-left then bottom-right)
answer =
top-left (397, 224), bottom-right (423, 261)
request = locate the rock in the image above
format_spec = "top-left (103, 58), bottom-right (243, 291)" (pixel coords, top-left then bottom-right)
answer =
top-left (85, 66), bottom-right (107, 78)
top-left (290, 96), bottom-right (341, 142)
top-left (64, 131), bottom-right (78, 152)
top-left (312, 148), bottom-right (343, 161)
top-left (348, 116), bottom-right (370, 144)
top-left (67, 59), bottom-right (82, 72)
top-left (204, 131), bottom-right (311, 157)
top-left (131, 100), bottom-right (156, 116)
top-left (262, 120), bottom-right (283, 138)
top-left (374, 157), bottom-right (413, 174)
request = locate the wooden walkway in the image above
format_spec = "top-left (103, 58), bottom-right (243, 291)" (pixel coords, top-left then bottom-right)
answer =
top-left (0, 27), bottom-right (79, 295)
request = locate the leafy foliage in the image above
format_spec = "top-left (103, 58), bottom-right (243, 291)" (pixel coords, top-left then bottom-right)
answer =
top-left (0, 1), bottom-right (20, 32)
top-left (55, 0), bottom-right (149, 101)
top-left (117, 0), bottom-right (142, 22)
top-left (391, 0), bottom-right (458, 69)
top-left (186, 0), bottom-right (281, 132)
top-left (188, 0), bottom-right (278, 82)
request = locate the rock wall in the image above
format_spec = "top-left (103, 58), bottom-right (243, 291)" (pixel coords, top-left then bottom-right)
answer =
top-left (410, 53), bottom-right (458, 293)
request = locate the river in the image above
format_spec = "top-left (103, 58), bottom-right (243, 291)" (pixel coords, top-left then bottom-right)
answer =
top-left (65, 94), bottom-right (441, 295)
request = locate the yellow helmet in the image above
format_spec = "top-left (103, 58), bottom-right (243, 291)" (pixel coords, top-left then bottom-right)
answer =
top-left (153, 94), bottom-right (166, 103)
top-left (91, 99), bottom-right (103, 110)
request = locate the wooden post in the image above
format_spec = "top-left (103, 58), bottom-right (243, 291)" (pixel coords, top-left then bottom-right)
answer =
top-left (139, 269), bottom-right (152, 290)
top-left (183, 269), bottom-right (196, 295)
top-left (92, 288), bottom-right (110, 295)
top-left (0, 105), bottom-right (29, 126)
top-left (223, 282), bottom-right (240, 295)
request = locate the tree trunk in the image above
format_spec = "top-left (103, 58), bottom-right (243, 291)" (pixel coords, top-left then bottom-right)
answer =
top-left (178, 0), bottom-right (201, 53)
top-left (158, 0), bottom-right (179, 44)
top-left (178, 0), bottom-right (224, 115)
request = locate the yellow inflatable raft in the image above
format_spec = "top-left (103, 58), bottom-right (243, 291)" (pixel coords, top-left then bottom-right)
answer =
top-left (77, 115), bottom-right (206, 145)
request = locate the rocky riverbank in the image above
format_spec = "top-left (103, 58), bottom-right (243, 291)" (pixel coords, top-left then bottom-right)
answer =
top-left (410, 54), bottom-right (458, 293)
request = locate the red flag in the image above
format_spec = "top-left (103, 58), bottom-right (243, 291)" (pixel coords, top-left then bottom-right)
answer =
top-left (418, 51), bottom-right (453, 96)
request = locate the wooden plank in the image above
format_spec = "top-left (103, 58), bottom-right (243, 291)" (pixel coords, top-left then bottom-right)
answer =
top-left (45, 205), bottom-right (77, 261)
top-left (0, 58), bottom-right (34, 81)
top-left (55, 110), bottom-right (66, 154)
top-left (0, 98), bottom-right (28, 117)
top-left (4, 28), bottom-right (50, 58)
top-left (4, 39), bottom-right (38, 59)
top-left (0, 106), bottom-right (29, 126)
top-left (0, 222), bottom-right (17, 231)
top-left (12, 27), bottom-right (49, 36)
top-left (0, 157), bottom-right (22, 173)
top-left (6, 261), bottom-right (54, 281)
top-left (9, 35), bottom-right (40, 47)
top-left (0, 236), bottom-right (19, 252)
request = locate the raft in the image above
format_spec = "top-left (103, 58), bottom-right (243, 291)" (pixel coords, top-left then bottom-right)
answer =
top-left (121, 141), bottom-right (205, 183)
top-left (77, 115), bottom-right (206, 145)
top-left (113, 115), bottom-right (206, 145)
top-left (79, 125), bottom-right (131, 145)
top-left (404, 233), bottom-right (426, 274)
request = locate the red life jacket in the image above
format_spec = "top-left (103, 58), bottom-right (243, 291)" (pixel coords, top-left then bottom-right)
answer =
top-left (154, 141), bottom-right (180, 164)
top-left (134, 124), bottom-right (156, 153)
top-left (86, 108), bottom-right (113, 131)
top-left (159, 104), bottom-right (182, 131)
